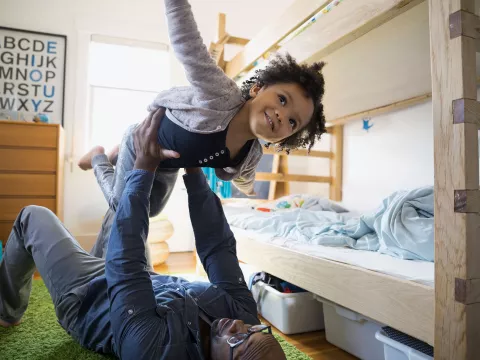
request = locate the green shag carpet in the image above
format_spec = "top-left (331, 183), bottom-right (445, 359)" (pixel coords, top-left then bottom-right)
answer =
top-left (0, 280), bottom-right (311, 360)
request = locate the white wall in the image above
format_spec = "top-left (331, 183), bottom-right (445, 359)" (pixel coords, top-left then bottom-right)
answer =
top-left (337, 92), bottom-right (479, 214)
top-left (289, 102), bottom-right (434, 213)
top-left (341, 103), bottom-right (433, 212)
top-left (1, 0), bottom-right (294, 251)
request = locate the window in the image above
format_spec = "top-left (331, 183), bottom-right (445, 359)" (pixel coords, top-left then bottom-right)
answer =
top-left (87, 36), bottom-right (170, 150)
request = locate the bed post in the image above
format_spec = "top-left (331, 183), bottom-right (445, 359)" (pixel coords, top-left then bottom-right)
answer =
top-left (268, 154), bottom-right (290, 200)
top-left (329, 125), bottom-right (343, 201)
top-left (429, 0), bottom-right (480, 358)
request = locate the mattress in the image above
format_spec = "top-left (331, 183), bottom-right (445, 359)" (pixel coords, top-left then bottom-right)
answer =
top-left (231, 226), bottom-right (434, 287)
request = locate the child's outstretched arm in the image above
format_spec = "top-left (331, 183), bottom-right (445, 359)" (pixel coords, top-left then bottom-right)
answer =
top-left (161, 0), bottom-right (237, 99)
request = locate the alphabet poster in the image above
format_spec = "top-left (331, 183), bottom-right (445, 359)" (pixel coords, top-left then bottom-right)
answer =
top-left (0, 27), bottom-right (66, 126)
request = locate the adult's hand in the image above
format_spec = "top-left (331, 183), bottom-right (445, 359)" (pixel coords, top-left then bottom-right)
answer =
top-left (133, 107), bottom-right (180, 173)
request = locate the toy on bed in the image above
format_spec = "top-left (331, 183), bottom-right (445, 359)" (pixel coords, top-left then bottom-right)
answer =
top-left (256, 195), bottom-right (305, 212)
top-left (255, 194), bottom-right (347, 213)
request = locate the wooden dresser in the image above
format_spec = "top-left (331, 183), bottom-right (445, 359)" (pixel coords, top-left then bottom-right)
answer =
top-left (0, 121), bottom-right (64, 248)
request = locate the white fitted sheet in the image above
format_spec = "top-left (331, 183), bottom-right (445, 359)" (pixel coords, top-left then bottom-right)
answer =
top-left (231, 226), bottom-right (434, 287)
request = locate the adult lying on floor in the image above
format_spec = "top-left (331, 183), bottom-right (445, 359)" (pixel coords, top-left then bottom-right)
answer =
top-left (0, 107), bottom-right (286, 360)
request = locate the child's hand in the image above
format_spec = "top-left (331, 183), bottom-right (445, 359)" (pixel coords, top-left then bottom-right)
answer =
top-left (133, 107), bottom-right (180, 172)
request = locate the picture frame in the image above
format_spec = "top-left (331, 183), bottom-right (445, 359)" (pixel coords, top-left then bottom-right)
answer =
top-left (0, 26), bottom-right (67, 126)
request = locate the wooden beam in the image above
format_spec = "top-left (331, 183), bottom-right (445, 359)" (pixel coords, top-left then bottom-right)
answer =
top-left (209, 34), bottom-right (230, 67)
top-left (329, 125), bottom-right (343, 201)
top-left (227, 36), bottom-right (250, 46)
top-left (327, 93), bottom-right (432, 126)
top-left (217, 47), bottom-right (226, 71)
top-left (256, 173), bottom-right (331, 183)
top-left (208, 14), bottom-right (229, 68)
top-left (225, 0), bottom-right (331, 78)
top-left (429, 0), bottom-right (480, 358)
top-left (277, 156), bottom-right (289, 198)
top-left (282, 0), bottom-right (424, 65)
top-left (235, 234), bottom-right (434, 345)
top-left (217, 13), bottom-right (226, 42)
top-left (268, 154), bottom-right (281, 201)
top-left (326, 76), bottom-right (480, 128)
top-left (262, 147), bottom-right (333, 158)
top-left (267, 155), bottom-right (290, 200)
top-left (217, 33), bottom-right (230, 46)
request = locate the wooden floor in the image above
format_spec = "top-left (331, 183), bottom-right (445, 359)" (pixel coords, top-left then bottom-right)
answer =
top-left (154, 251), bottom-right (199, 274)
top-left (154, 252), bottom-right (357, 360)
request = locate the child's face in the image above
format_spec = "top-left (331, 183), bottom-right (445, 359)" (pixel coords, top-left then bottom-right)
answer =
top-left (248, 82), bottom-right (314, 144)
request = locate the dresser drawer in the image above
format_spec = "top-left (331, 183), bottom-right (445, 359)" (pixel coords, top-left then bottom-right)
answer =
top-left (0, 221), bottom-right (14, 246)
top-left (0, 174), bottom-right (56, 196)
top-left (0, 123), bottom-right (58, 148)
top-left (0, 148), bottom-right (57, 172)
top-left (0, 198), bottom-right (56, 221)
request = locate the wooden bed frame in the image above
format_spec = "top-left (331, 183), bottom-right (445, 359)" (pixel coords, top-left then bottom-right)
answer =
top-left (209, 1), bottom-right (480, 358)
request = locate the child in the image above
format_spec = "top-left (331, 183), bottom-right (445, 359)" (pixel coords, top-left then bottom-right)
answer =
top-left (79, 0), bottom-right (327, 219)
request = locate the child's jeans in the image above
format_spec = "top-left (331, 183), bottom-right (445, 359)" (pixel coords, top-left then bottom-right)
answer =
top-left (89, 124), bottom-right (178, 266)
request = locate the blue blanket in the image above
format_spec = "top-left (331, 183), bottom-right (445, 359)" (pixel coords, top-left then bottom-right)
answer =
top-left (226, 187), bottom-right (434, 262)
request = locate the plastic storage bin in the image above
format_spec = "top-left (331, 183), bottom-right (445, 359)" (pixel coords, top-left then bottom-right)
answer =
top-left (376, 330), bottom-right (433, 360)
top-left (321, 300), bottom-right (385, 360)
top-left (250, 280), bottom-right (325, 334)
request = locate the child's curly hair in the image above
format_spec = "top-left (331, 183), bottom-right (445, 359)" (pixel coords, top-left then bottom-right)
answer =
top-left (240, 53), bottom-right (326, 153)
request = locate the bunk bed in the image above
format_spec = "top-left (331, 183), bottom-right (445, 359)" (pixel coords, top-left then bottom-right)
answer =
top-left (209, 0), bottom-right (480, 358)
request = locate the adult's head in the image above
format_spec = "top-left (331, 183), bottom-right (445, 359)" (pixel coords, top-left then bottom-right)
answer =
top-left (209, 318), bottom-right (286, 360)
